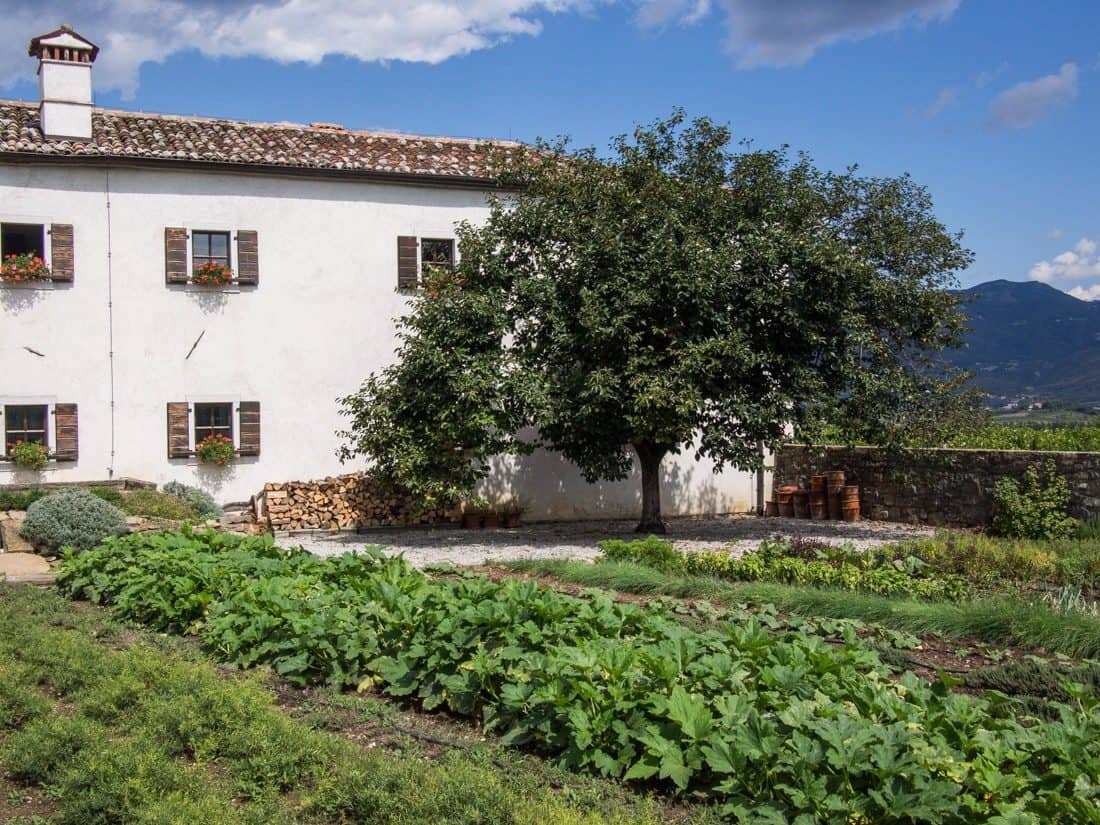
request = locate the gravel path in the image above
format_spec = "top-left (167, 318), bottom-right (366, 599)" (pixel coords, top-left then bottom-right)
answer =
top-left (279, 515), bottom-right (933, 569)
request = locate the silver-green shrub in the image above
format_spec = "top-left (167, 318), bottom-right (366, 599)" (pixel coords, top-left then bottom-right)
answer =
top-left (160, 481), bottom-right (222, 519)
top-left (20, 489), bottom-right (128, 553)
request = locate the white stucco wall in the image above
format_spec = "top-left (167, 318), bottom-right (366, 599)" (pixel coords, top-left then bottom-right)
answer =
top-left (0, 161), bottom-right (762, 518)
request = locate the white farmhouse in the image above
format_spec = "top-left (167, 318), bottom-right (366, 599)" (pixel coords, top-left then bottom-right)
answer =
top-left (1, 26), bottom-right (759, 519)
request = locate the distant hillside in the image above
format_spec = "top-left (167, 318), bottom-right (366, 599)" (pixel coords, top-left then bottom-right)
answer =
top-left (946, 279), bottom-right (1100, 404)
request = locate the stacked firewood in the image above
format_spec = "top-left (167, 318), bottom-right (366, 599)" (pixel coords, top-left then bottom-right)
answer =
top-left (260, 473), bottom-right (458, 531)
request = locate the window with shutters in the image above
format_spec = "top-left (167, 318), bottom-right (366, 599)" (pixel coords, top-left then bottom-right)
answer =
top-left (166, 228), bottom-right (257, 288)
top-left (194, 402), bottom-right (233, 445)
top-left (4, 404), bottom-right (48, 454)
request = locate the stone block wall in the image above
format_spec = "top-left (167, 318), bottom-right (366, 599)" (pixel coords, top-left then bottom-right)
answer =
top-left (260, 472), bottom-right (458, 531)
top-left (774, 445), bottom-right (1100, 527)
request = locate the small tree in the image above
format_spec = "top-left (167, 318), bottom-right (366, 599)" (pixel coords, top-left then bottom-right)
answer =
top-left (340, 112), bottom-right (975, 531)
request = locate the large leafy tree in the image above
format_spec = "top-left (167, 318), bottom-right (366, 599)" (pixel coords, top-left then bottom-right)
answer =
top-left (339, 112), bottom-right (975, 531)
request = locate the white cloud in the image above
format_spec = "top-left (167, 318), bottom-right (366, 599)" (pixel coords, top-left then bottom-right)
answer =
top-left (985, 63), bottom-right (1078, 130)
top-left (636, 0), bottom-right (960, 67)
top-left (924, 86), bottom-right (959, 118)
top-left (0, 0), bottom-right (601, 97)
top-left (1029, 238), bottom-right (1100, 282)
top-left (0, 0), bottom-right (963, 96)
top-left (1067, 283), bottom-right (1100, 301)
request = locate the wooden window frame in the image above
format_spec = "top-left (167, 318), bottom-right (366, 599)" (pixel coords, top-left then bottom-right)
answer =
top-left (419, 237), bottom-right (456, 286)
top-left (2, 402), bottom-right (50, 457)
top-left (192, 401), bottom-right (234, 449)
top-left (190, 230), bottom-right (232, 272)
top-left (0, 222), bottom-right (47, 261)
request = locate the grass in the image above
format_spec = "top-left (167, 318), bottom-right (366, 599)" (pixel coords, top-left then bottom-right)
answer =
top-left (0, 583), bottom-right (708, 825)
top-left (505, 558), bottom-right (1100, 659)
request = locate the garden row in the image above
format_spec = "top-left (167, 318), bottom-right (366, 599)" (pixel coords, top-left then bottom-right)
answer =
top-left (598, 527), bottom-right (1100, 603)
top-left (0, 584), bottom-right (666, 825)
top-left (57, 529), bottom-right (1100, 823)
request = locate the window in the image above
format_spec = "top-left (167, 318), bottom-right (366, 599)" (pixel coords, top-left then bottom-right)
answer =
top-left (194, 402), bottom-right (233, 445)
top-left (191, 231), bottom-right (231, 269)
top-left (1, 223), bottom-right (45, 260)
top-left (4, 404), bottom-right (48, 454)
top-left (420, 238), bottom-right (455, 283)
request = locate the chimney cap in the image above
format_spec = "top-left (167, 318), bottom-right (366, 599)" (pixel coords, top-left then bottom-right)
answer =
top-left (29, 26), bottom-right (99, 61)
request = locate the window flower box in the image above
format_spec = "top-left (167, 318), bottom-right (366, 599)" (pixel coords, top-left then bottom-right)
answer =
top-left (192, 261), bottom-right (233, 287)
top-left (8, 440), bottom-right (48, 470)
top-left (1, 253), bottom-right (51, 283)
top-left (196, 434), bottom-right (235, 465)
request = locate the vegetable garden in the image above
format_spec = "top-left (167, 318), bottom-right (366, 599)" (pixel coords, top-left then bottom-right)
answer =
top-left (37, 528), bottom-right (1100, 823)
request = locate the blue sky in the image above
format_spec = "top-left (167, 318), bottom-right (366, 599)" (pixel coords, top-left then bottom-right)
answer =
top-left (3, 1), bottom-right (1097, 293)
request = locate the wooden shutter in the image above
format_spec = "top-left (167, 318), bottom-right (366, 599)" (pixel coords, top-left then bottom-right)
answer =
top-left (238, 401), bottom-right (260, 457)
top-left (236, 230), bottom-right (259, 286)
top-left (49, 224), bottom-right (74, 282)
top-left (167, 402), bottom-right (190, 458)
top-left (165, 227), bottom-right (188, 284)
top-left (53, 403), bottom-right (78, 461)
top-left (397, 236), bottom-right (418, 290)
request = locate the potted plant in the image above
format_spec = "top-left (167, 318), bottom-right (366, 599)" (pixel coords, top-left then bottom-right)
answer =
top-left (499, 500), bottom-right (526, 528)
top-left (482, 509), bottom-right (501, 529)
top-left (192, 261), bottom-right (233, 287)
top-left (1, 253), bottom-right (51, 283)
top-left (461, 498), bottom-right (487, 529)
top-left (195, 434), bottom-right (235, 466)
top-left (8, 440), bottom-right (48, 470)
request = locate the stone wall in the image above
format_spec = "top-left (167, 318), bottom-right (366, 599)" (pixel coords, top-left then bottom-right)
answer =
top-left (774, 445), bottom-right (1100, 527)
top-left (259, 473), bottom-right (458, 531)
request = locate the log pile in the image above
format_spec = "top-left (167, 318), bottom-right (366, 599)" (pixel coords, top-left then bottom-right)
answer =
top-left (260, 473), bottom-right (458, 531)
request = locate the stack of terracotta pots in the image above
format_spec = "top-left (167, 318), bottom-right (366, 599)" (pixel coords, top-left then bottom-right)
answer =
top-left (767, 470), bottom-right (860, 522)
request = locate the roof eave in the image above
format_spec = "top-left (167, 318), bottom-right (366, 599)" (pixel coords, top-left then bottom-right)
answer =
top-left (0, 150), bottom-right (506, 191)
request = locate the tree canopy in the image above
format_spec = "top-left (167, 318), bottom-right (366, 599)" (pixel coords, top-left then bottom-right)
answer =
top-left (339, 111), bottom-right (976, 531)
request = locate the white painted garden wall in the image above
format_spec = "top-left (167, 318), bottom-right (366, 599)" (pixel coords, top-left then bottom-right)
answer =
top-left (0, 161), bottom-right (760, 518)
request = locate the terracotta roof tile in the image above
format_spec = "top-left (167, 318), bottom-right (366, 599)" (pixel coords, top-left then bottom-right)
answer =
top-left (0, 100), bottom-right (518, 182)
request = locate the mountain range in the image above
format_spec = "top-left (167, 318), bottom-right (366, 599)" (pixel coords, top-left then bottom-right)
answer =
top-left (946, 279), bottom-right (1100, 405)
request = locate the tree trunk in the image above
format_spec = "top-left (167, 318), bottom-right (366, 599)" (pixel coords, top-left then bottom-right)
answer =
top-left (634, 441), bottom-right (668, 534)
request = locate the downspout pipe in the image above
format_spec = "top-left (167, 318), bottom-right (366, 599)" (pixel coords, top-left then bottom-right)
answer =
top-left (105, 168), bottom-right (116, 478)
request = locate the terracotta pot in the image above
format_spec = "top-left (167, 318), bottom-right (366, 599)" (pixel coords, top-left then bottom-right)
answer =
top-left (764, 500), bottom-right (780, 518)
top-left (792, 490), bottom-right (811, 519)
top-left (842, 485), bottom-right (860, 505)
top-left (810, 503), bottom-right (828, 520)
top-left (462, 512), bottom-right (483, 529)
top-left (482, 511), bottom-right (501, 529)
top-left (828, 494), bottom-right (843, 521)
top-left (826, 470), bottom-right (846, 495)
top-left (501, 512), bottom-right (520, 528)
top-left (842, 506), bottom-right (861, 523)
top-left (810, 475), bottom-right (827, 492)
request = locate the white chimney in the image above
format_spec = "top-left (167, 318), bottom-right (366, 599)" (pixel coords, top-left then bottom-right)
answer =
top-left (29, 25), bottom-right (99, 141)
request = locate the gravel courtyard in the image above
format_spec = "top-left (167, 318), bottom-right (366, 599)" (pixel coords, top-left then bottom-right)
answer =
top-left (279, 515), bottom-right (933, 568)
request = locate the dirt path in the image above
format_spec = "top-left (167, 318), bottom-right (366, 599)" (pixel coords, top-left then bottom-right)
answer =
top-left (280, 514), bottom-right (932, 567)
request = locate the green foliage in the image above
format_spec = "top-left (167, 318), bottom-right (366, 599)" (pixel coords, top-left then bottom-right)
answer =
top-left (880, 532), bottom-right (1100, 590)
top-left (597, 536), bottom-right (686, 573)
top-left (119, 489), bottom-right (203, 521)
top-left (0, 583), bottom-right (673, 825)
top-left (992, 461), bottom-right (1077, 540)
top-left (8, 440), bottom-right (48, 470)
top-left (598, 537), bottom-right (972, 601)
top-left (0, 488), bottom-right (49, 511)
top-left (55, 530), bottom-right (1100, 821)
top-left (161, 481), bottom-right (222, 518)
top-left (0, 666), bottom-right (49, 729)
top-left (19, 488), bottom-right (128, 552)
top-left (85, 485), bottom-right (124, 506)
top-left (947, 424), bottom-right (1100, 452)
top-left (340, 111), bottom-right (977, 527)
top-left (508, 558), bottom-right (1100, 660)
